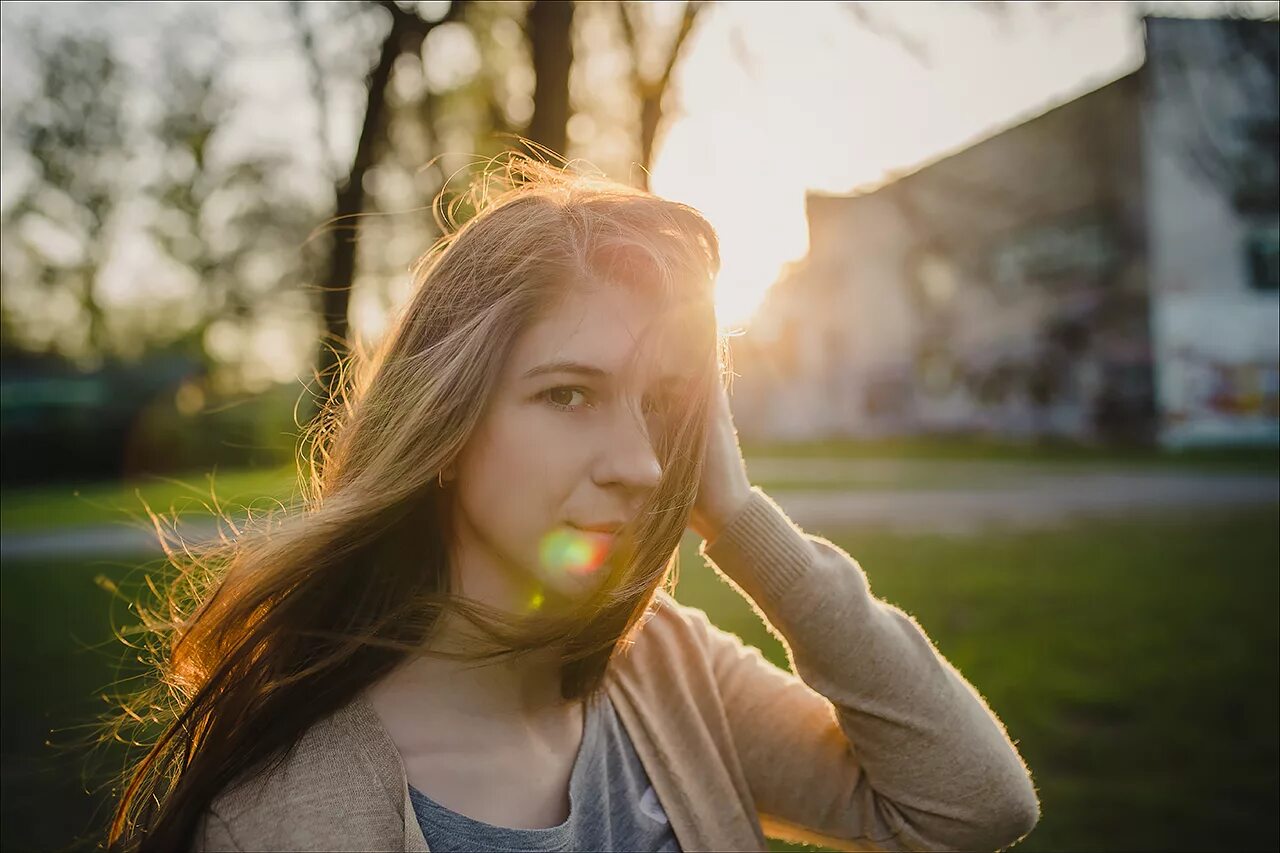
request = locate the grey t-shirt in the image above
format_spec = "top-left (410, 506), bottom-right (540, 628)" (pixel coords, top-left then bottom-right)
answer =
top-left (408, 693), bottom-right (682, 852)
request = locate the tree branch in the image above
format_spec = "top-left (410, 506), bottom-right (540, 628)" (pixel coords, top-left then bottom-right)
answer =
top-left (375, 0), bottom-right (468, 38)
top-left (842, 1), bottom-right (929, 66)
top-left (616, 1), bottom-right (644, 92)
top-left (657, 0), bottom-right (705, 96)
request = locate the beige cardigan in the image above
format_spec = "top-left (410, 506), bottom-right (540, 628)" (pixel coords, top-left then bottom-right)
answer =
top-left (192, 487), bottom-right (1040, 852)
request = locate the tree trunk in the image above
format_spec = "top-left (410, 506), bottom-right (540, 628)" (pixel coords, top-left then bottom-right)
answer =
top-left (526, 0), bottom-right (574, 158)
top-left (316, 20), bottom-right (401, 406)
top-left (311, 1), bottom-right (467, 415)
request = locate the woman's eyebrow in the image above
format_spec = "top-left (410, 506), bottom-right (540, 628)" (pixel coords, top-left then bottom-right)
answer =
top-left (522, 360), bottom-right (610, 380)
top-left (522, 360), bottom-right (688, 388)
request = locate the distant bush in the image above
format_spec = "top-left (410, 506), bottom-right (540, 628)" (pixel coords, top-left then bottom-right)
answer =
top-left (1, 354), bottom-right (306, 484)
top-left (118, 382), bottom-right (305, 479)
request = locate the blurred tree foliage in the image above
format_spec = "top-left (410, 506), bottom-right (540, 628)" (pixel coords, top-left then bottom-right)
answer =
top-left (3, 32), bottom-right (130, 361)
top-left (145, 37), bottom-right (327, 382)
top-left (1, 14), bottom-right (326, 391)
top-left (0, 0), bottom-right (712, 407)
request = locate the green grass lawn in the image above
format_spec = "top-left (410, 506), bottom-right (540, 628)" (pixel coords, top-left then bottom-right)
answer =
top-left (1, 552), bottom-right (161, 853)
top-left (673, 507), bottom-right (1280, 853)
top-left (0, 465), bottom-right (301, 533)
top-left (2, 507), bottom-right (1277, 851)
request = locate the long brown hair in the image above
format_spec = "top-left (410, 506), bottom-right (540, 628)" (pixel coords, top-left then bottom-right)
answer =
top-left (103, 155), bottom-right (724, 851)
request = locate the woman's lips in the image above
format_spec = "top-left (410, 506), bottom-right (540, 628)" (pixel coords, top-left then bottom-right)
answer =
top-left (567, 523), bottom-right (618, 542)
top-left (568, 521), bottom-right (624, 534)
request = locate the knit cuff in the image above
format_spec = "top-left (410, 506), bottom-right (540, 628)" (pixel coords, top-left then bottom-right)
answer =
top-left (698, 486), bottom-right (815, 603)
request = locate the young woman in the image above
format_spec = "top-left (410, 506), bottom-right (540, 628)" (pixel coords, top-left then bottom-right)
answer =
top-left (107, 158), bottom-right (1040, 852)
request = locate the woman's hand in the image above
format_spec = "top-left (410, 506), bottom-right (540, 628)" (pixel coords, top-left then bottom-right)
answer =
top-left (689, 381), bottom-right (754, 544)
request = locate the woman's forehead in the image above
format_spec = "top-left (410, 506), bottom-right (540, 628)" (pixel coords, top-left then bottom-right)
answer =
top-left (511, 285), bottom-right (704, 383)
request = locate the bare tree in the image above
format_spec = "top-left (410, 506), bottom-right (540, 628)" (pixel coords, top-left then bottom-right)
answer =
top-left (296, 0), bottom-right (469, 410)
top-left (616, 0), bottom-right (708, 189)
top-left (1147, 15), bottom-right (1279, 210)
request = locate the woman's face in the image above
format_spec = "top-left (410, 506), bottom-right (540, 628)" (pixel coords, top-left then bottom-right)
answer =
top-left (446, 281), bottom-right (695, 613)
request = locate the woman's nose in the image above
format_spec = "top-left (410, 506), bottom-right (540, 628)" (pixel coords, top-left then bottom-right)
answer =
top-left (594, 405), bottom-right (663, 492)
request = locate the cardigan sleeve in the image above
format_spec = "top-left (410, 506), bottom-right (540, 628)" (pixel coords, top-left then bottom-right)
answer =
top-left (692, 486), bottom-right (1040, 852)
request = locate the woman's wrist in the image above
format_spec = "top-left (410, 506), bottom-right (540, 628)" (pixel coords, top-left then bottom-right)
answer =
top-left (690, 485), bottom-right (754, 545)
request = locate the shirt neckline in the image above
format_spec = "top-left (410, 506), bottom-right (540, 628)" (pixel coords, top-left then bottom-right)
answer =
top-left (406, 692), bottom-right (605, 849)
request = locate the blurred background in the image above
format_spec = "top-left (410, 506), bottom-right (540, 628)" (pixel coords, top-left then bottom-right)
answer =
top-left (1, 1), bottom-right (1276, 850)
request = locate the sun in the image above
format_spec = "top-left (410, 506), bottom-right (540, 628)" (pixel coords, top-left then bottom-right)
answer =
top-left (651, 148), bottom-right (810, 332)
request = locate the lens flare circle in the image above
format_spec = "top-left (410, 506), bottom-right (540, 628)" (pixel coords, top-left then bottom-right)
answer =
top-left (539, 526), bottom-right (613, 578)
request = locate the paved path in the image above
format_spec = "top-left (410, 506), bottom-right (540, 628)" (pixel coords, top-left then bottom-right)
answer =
top-left (746, 458), bottom-right (1278, 533)
top-left (3, 461), bottom-right (1276, 559)
top-left (755, 470), bottom-right (1277, 535)
top-left (2, 517), bottom-right (232, 561)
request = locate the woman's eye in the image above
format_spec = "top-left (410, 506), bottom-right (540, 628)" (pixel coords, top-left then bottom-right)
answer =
top-left (544, 387), bottom-right (589, 411)
top-left (541, 387), bottom-right (668, 415)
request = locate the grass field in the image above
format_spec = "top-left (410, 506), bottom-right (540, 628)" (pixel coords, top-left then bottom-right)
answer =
top-left (0, 465), bottom-right (300, 533)
top-left (2, 506), bottom-right (1277, 851)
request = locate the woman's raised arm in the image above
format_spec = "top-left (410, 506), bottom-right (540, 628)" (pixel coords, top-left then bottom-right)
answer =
top-left (690, 486), bottom-right (1040, 852)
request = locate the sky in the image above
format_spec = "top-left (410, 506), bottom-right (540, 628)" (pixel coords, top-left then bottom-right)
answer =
top-left (1, 0), bottom-right (1276, 381)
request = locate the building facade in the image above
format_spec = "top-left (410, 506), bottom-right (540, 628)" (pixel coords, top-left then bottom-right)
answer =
top-left (730, 16), bottom-right (1278, 448)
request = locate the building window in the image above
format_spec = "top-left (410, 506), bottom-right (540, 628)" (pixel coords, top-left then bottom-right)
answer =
top-left (1244, 219), bottom-right (1280, 292)
top-left (1229, 117), bottom-right (1279, 214)
top-left (989, 216), bottom-right (1119, 293)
